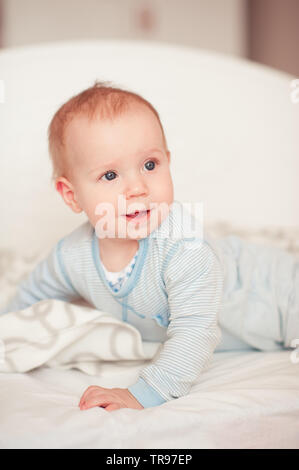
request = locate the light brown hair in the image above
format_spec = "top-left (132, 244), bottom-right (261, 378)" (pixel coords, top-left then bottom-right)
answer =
top-left (48, 81), bottom-right (168, 183)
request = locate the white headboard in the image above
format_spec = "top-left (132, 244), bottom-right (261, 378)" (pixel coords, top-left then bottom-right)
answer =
top-left (1, 39), bottom-right (298, 252)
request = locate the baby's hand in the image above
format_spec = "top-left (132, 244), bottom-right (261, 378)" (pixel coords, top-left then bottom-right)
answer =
top-left (78, 385), bottom-right (144, 412)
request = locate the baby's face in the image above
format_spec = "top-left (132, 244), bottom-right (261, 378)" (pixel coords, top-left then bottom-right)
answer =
top-left (60, 104), bottom-right (174, 239)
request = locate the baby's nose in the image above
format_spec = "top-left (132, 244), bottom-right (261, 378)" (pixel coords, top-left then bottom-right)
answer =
top-left (125, 177), bottom-right (148, 199)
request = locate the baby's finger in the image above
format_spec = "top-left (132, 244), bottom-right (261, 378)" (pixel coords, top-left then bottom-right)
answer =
top-left (78, 385), bottom-right (105, 407)
top-left (80, 394), bottom-right (112, 410)
top-left (104, 403), bottom-right (121, 412)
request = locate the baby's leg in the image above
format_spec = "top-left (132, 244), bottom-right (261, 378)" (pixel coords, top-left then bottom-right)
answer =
top-left (217, 235), bottom-right (299, 352)
top-left (215, 327), bottom-right (256, 352)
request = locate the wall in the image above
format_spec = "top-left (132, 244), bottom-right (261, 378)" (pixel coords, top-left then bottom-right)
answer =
top-left (248, 0), bottom-right (299, 76)
top-left (1, 0), bottom-right (247, 57)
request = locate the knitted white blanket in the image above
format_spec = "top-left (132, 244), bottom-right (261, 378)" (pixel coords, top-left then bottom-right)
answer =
top-left (0, 298), bottom-right (162, 375)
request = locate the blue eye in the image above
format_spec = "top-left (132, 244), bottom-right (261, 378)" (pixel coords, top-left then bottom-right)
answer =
top-left (102, 171), bottom-right (117, 181)
top-left (145, 160), bottom-right (156, 171)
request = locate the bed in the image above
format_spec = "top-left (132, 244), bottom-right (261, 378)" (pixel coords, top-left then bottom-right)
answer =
top-left (0, 39), bottom-right (299, 449)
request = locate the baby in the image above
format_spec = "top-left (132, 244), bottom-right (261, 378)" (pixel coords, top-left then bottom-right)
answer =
top-left (1, 82), bottom-right (298, 412)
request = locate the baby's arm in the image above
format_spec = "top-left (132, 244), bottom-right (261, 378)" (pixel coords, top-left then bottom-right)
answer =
top-left (128, 240), bottom-right (224, 407)
top-left (0, 239), bottom-right (81, 315)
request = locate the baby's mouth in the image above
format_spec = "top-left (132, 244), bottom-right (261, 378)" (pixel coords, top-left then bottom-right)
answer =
top-left (124, 210), bottom-right (150, 220)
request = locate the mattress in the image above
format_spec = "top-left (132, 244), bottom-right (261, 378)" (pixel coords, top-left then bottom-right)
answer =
top-left (0, 349), bottom-right (298, 449)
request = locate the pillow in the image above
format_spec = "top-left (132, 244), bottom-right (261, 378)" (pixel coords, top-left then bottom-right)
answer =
top-left (206, 222), bottom-right (299, 256)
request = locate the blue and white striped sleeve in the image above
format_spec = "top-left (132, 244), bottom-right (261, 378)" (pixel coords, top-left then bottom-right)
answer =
top-left (0, 239), bottom-right (80, 315)
top-left (128, 239), bottom-right (224, 408)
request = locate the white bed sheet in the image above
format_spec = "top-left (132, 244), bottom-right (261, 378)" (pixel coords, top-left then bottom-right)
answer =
top-left (1, 349), bottom-right (298, 449)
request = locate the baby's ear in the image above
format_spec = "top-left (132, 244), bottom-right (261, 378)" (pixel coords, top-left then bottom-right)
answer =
top-left (166, 150), bottom-right (171, 164)
top-left (55, 176), bottom-right (82, 214)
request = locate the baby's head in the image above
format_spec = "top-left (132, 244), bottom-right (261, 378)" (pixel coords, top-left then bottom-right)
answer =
top-left (48, 81), bottom-right (174, 240)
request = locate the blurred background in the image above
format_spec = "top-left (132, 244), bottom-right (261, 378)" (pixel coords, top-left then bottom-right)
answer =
top-left (0, 0), bottom-right (298, 77)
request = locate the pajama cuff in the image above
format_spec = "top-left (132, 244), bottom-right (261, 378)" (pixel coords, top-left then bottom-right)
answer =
top-left (128, 377), bottom-right (167, 408)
